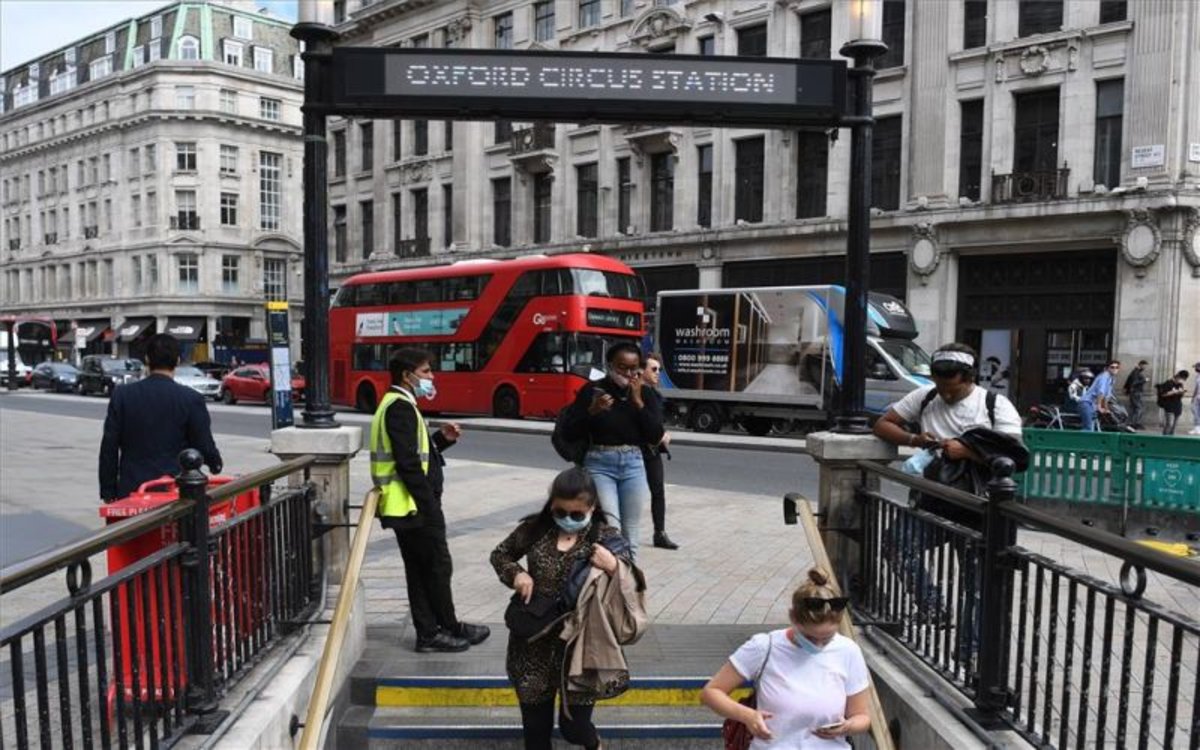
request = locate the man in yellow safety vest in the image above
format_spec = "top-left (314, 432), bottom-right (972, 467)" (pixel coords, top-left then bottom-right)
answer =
top-left (371, 347), bottom-right (490, 653)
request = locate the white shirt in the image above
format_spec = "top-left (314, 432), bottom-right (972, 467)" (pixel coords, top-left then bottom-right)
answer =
top-left (729, 629), bottom-right (871, 750)
top-left (890, 384), bottom-right (1022, 440)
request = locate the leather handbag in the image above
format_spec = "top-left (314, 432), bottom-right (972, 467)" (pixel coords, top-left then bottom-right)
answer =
top-left (721, 635), bottom-right (774, 750)
top-left (504, 590), bottom-right (566, 641)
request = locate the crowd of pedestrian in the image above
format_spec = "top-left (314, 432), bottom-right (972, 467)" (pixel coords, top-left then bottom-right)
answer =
top-left (1066, 358), bottom-right (1200, 435)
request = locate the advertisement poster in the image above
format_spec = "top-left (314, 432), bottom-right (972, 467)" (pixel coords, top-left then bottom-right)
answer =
top-left (979, 329), bottom-right (1013, 398)
top-left (266, 302), bottom-right (294, 429)
top-left (355, 309), bottom-right (469, 338)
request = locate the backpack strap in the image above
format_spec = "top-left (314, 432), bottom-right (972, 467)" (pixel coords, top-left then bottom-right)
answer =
top-left (985, 389), bottom-right (997, 427)
top-left (917, 387), bottom-right (939, 419)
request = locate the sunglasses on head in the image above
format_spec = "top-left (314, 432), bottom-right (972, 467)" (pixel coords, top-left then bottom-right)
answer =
top-left (552, 508), bottom-right (589, 522)
top-left (799, 597), bottom-right (849, 613)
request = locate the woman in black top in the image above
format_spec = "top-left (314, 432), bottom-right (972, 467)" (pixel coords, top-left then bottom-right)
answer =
top-left (560, 342), bottom-right (664, 559)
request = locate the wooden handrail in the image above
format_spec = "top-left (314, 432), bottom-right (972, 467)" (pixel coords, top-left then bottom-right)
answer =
top-left (298, 488), bottom-right (379, 750)
top-left (797, 497), bottom-right (897, 750)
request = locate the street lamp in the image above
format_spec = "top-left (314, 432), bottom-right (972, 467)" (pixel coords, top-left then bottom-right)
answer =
top-left (292, 3), bottom-right (338, 428)
top-left (834, 0), bottom-right (887, 434)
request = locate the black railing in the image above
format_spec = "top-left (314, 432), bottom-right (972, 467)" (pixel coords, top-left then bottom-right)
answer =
top-left (854, 459), bottom-right (1200, 749)
top-left (169, 215), bottom-right (200, 231)
top-left (510, 122), bottom-right (555, 154)
top-left (0, 451), bottom-right (319, 749)
top-left (396, 237), bottom-right (431, 258)
top-left (83, 226), bottom-right (99, 239)
top-left (990, 166), bottom-right (1070, 203)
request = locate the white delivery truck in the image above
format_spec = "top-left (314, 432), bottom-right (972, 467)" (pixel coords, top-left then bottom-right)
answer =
top-left (655, 285), bottom-right (933, 435)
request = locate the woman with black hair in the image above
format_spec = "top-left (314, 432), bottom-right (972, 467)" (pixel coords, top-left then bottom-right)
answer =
top-left (559, 342), bottom-right (664, 559)
top-left (490, 467), bottom-right (627, 750)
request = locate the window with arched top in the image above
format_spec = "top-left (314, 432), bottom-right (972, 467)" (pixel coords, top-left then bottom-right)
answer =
top-left (178, 36), bottom-right (199, 60)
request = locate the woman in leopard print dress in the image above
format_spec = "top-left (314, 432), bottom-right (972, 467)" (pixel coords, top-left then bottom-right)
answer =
top-left (490, 467), bottom-right (624, 750)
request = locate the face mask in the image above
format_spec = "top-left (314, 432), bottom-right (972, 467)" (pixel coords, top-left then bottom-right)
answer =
top-left (554, 512), bottom-right (592, 534)
top-left (792, 629), bottom-right (827, 655)
top-left (608, 370), bottom-right (630, 388)
top-left (411, 376), bottom-right (436, 400)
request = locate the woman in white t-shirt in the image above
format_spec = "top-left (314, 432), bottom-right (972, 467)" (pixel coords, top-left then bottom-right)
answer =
top-left (700, 569), bottom-right (871, 749)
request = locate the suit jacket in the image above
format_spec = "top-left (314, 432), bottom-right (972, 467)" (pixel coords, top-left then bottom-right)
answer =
top-left (99, 372), bottom-right (223, 500)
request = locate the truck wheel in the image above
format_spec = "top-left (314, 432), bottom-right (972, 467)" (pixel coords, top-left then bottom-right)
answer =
top-left (492, 386), bottom-right (520, 419)
top-left (355, 382), bottom-right (377, 413)
top-left (742, 416), bottom-right (773, 437)
top-left (690, 403), bottom-right (724, 433)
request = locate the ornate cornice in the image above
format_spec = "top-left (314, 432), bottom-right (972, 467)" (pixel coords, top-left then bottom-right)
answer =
top-left (1117, 208), bottom-right (1161, 276)
top-left (628, 8), bottom-right (692, 51)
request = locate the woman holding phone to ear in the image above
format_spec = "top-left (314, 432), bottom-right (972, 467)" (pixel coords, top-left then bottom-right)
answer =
top-left (700, 568), bottom-right (872, 748)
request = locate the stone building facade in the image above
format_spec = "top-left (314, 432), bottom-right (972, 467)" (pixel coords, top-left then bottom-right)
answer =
top-left (0, 0), bottom-right (305, 364)
top-left (327, 0), bottom-right (1199, 411)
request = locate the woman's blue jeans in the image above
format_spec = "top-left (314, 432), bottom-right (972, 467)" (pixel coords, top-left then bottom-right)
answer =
top-left (584, 448), bottom-right (650, 560)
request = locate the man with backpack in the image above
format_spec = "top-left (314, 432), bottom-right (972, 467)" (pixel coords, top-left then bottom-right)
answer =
top-left (1123, 360), bottom-right (1149, 429)
top-left (1156, 370), bottom-right (1189, 435)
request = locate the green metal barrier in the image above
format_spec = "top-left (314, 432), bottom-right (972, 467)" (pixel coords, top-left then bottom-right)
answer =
top-left (1019, 430), bottom-right (1200, 513)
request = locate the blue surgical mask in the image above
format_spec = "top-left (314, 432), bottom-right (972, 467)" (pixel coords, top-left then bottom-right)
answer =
top-left (413, 377), bottom-right (436, 400)
top-left (554, 513), bottom-right (592, 534)
top-left (792, 629), bottom-right (826, 655)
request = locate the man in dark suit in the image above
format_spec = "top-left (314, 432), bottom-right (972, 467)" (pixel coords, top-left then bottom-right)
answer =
top-left (99, 333), bottom-right (223, 502)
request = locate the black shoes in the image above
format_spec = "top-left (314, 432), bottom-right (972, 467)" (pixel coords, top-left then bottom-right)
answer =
top-left (414, 631), bottom-right (469, 653)
top-left (455, 622), bottom-right (491, 646)
top-left (653, 531), bottom-right (679, 550)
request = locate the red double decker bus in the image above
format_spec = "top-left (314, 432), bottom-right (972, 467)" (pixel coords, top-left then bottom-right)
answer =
top-left (329, 253), bottom-right (645, 417)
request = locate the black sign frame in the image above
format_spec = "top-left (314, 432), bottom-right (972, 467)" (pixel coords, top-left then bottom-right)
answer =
top-left (330, 47), bottom-right (846, 128)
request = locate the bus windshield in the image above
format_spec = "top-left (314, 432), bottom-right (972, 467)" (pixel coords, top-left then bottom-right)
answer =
top-left (571, 270), bottom-right (641, 299)
top-left (569, 333), bottom-right (639, 378)
top-left (878, 339), bottom-right (932, 377)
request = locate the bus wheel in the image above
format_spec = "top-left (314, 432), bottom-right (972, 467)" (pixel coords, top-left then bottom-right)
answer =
top-left (492, 386), bottom-right (520, 419)
top-left (690, 403), bottom-right (723, 433)
top-left (742, 416), bottom-right (773, 437)
top-left (355, 383), bottom-right (377, 413)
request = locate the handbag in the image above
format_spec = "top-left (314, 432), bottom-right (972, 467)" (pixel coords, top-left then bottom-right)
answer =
top-left (721, 634), bottom-right (774, 750)
top-left (504, 590), bottom-right (567, 641)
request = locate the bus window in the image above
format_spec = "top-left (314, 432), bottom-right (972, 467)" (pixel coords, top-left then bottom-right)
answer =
top-left (358, 283), bottom-right (386, 306)
top-left (441, 342), bottom-right (476, 372)
top-left (568, 334), bottom-right (638, 378)
top-left (446, 274), bottom-right (491, 301)
top-left (569, 269), bottom-right (640, 299)
top-left (333, 285), bottom-right (358, 307)
top-left (353, 344), bottom-right (388, 371)
top-left (415, 279), bottom-right (444, 303)
top-left (517, 333), bottom-right (569, 373)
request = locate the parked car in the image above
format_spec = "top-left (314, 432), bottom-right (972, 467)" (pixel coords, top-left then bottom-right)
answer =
top-left (77, 356), bottom-right (143, 397)
top-left (31, 362), bottom-right (80, 392)
top-left (219, 364), bottom-right (305, 404)
top-left (0, 355), bottom-right (32, 387)
top-left (191, 360), bottom-right (233, 381)
top-left (175, 365), bottom-right (222, 400)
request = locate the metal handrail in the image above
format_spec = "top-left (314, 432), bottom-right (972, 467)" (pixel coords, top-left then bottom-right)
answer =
top-left (856, 460), bottom-right (988, 512)
top-left (298, 488), bottom-right (380, 750)
top-left (208, 454), bottom-right (317, 502)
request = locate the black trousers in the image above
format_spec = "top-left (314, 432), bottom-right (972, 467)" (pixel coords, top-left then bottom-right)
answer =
top-left (643, 447), bottom-right (667, 534)
top-left (518, 700), bottom-right (598, 750)
top-left (392, 524), bottom-right (458, 640)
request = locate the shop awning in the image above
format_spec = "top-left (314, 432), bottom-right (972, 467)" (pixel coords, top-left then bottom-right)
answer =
top-left (60, 322), bottom-right (110, 345)
top-left (164, 317), bottom-right (205, 341)
top-left (116, 318), bottom-right (155, 342)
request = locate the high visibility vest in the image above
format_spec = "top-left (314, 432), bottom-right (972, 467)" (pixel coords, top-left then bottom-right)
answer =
top-left (370, 389), bottom-right (430, 519)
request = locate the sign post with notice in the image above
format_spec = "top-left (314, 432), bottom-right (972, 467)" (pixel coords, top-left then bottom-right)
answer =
top-left (265, 301), bottom-right (294, 430)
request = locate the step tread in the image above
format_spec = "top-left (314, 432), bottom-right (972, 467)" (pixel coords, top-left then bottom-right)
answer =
top-left (360, 705), bottom-right (723, 740)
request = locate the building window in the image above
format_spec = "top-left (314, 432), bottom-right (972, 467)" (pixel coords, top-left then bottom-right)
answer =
top-left (735, 137), bottom-right (765, 223)
top-left (414, 120), bottom-right (428, 155)
top-left (391, 192), bottom-right (402, 252)
top-left (132, 46), bottom-right (146, 68)
top-left (493, 121), bottom-right (513, 145)
top-left (492, 177), bottom-right (511, 247)
top-left (260, 97), bottom-right (280, 121)
top-left (1018, 0), bottom-right (1062, 37)
top-left (333, 0), bottom-right (346, 24)
top-left (219, 88), bottom-right (237, 113)
top-left (650, 152), bottom-right (674, 232)
top-left (333, 205), bottom-right (347, 262)
top-left (132, 194), bottom-right (142, 227)
top-left (879, 0), bottom-right (906, 68)
top-left (360, 122), bottom-right (373, 172)
top-left (132, 256), bottom-right (143, 293)
top-left (413, 188), bottom-right (429, 244)
top-left (698, 36), bottom-right (715, 55)
top-left (534, 1), bottom-right (555, 42)
top-left (576, 163), bottom-right (598, 238)
top-left (533, 174), bottom-right (552, 243)
top-left (796, 131), bottom-right (829, 218)
top-left (174, 190), bottom-right (198, 230)
top-left (179, 36), bottom-right (199, 60)
top-left (147, 41), bottom-right (161, 62)
top-left (175, 85), bottom-right (195, 109)
top-left (259, 151), bottom-right (282, 230)
top-left (151, 15), bottom-right (163, 38)
top-left (1014, 87), bottom-right (1060, 173)
top-left (145, 144), bottom-right (156, 173)
top-left (1099, 0), bottom-right (1127, 23)
top-left (578, 0), bottom-right (600, 28)
top-left (146, 192), bottom-right (157, 223)
top-left (963, 0), bottom-right (987, 49)
top-left (872, 116), bottom-right (902, 210)
top-left (617, 157), bottom-right (632, 234)
top-left (442, 184), bottom-right (453, 248)
top-left (360, 200), bottom-right (374, 258)
top-left (800, 9), bottom-right (831, 58)
top-left (175, 142), bottom-right (197, 171)
top-left (392, 119), bottom-right (402, 161)
top-left (264, 258), bottom-right (286, 301)
top-left (697, 144), bottom-right (713, 228)
top-left (737, 24), bottom-right (767, 57)
top-left (224, 40), bottom-right (244, 66)
top-left (443, 121), bottom-right (453, 152)
top-left (1094, 79), bottom-right (1123, 189)
top-left (220, 192), bottom-right (238, 226)
top-left (621, 0), bottom-right (635, 16)
top-left (254, 46), bottom-right (273, 73)
top-left (178, 253), bottom-right (198, 293)
top-left (89, 56), bottom-right (113, 80)
top-left (494, 12), bottom-right (513, 48)
top-left (220, 144), bottom-right (238, 174)
top-left (958, 100), bottom-right (984, 201)
top-left (333, 130), bottom-right (346, 177)
top-left (233, 16), bottom-right (253, 40)
top-left (222, 255), bottom-right (240, 293)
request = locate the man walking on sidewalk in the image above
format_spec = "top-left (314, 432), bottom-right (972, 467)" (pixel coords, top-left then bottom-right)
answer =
top-left (371, 347), bottom-right (490, 653)
top-left (99, 333), bottom-right (222, 503)
top-left (1123, 360), bottom-right (1149, 429)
